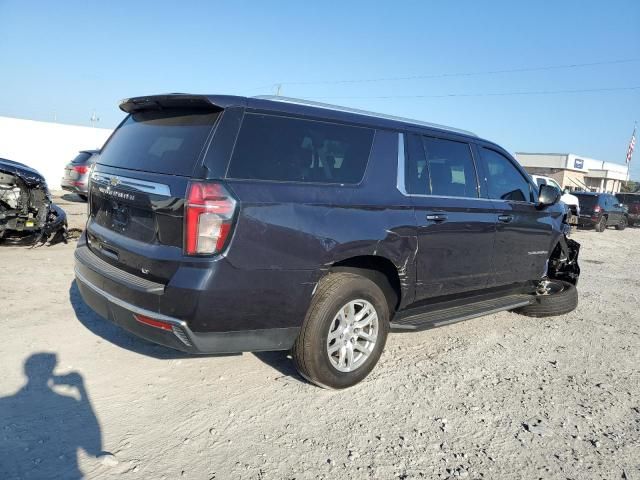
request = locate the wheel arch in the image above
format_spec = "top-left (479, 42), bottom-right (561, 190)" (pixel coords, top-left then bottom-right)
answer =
top-left (329, 255), bottom-right (402, 318)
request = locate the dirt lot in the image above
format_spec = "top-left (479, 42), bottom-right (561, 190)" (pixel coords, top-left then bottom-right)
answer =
top-left (1, 193), bottom-right (639, 480)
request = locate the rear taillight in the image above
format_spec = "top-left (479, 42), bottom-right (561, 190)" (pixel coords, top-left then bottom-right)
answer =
top-left (73, 165), bottom-right (90, 174)
top-left (593, 205), bottom-right (602, 213)
top-left (184, 182), bottom-right (237, 256)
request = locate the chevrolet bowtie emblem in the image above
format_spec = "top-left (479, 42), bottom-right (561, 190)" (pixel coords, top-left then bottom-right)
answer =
top-left (109, 177), bottom-right (120, 187)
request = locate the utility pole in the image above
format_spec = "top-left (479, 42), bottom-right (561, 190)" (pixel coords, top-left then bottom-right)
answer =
top-left (274, 84), bottom-right (282, 96)
top-left (90, 110), bottom-right (100, 128)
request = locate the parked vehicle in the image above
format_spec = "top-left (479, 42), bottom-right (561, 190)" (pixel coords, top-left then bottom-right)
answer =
top-left (530, 175), bottom-right (580, 222)
top-left (74, 94), bottom-right (581, 389)
top-left (615, 192), bottom-right (640, 226)
top-left (0, 158), bottom-right (67, 245)
top-left (61, 150), bottom-right (99, 201)
top-left (575, 192), bottom-right (628, 231)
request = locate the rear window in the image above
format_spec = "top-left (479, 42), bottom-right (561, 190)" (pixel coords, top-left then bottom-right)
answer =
top-left (227, 114), bottom-right (374, 184)
top-left (72, 152), bottom-right (93, 164)
top-left (98, 109), bottom-right (220, 176)
top-left (575, 194), bottom-right (599, 208)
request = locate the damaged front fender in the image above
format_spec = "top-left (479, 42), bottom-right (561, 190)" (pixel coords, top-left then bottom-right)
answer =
top-left (548, 235), bottom-right (580, 285)
top-left (0, 158), bottom-right (68, 246)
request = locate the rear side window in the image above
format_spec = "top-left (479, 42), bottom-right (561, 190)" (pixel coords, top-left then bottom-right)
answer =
top-left (422, 137), bottom-right (478, 198)
top-left (481, 148), bottom-right (533, 202)
top-left (404, 134), bottom-right (429, 194)
top-left (227, 114), bottom-right (374, 184)
top-left (98, 109), bottom-right (220, 176)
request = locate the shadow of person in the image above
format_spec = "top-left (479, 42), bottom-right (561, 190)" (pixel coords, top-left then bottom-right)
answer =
top-left (0, 353), bottom-right (108, 479)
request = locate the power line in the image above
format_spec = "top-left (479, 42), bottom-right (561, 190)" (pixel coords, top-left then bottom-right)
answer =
top-left (300, 85), bottom-right (640, 100)
top-left (278, 58), bottom-right (640, 86)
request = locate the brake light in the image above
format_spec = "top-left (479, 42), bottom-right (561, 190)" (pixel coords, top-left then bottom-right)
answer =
top-left (593, 205), bottom-right (602, 213)
top-left (73, 165), bottom-right (90, 174)
top-left (134, 314), bottom-right (173, 331)
top-left (184, 182), bottom-right (237, 255)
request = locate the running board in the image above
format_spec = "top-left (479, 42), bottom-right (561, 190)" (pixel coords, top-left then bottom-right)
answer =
top-left (390, 294), bottom-right (534, 331)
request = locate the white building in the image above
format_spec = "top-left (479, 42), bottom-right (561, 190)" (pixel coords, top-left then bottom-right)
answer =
top-left (0, 116), bottom-right (112, 190)
top-left (515, 152), bottom-right (628, 193)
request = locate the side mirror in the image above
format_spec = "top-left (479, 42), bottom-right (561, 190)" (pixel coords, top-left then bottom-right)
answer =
top-left (537, 184), bottom-right (561, 208)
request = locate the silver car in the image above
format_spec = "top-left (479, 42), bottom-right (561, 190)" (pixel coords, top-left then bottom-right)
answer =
top-left (61, 150), bottom-right (98, 201)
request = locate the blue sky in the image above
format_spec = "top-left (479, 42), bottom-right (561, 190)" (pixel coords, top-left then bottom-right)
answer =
top-left (1, 0), bottom-right (639, 177)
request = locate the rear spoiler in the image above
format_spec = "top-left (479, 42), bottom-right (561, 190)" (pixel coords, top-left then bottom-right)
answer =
top-left (119, 94), bottom-right (247, 113)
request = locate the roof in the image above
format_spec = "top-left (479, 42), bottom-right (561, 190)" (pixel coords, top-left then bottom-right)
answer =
top-left (119, 93), bottom-right (480, 140)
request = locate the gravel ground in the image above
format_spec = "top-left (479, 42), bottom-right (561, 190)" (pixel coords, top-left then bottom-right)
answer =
top-left (1, 194), bottom-right (639, 480)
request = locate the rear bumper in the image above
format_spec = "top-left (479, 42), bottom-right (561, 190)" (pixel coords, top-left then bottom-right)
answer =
top-left (577, 216), bottom-right (598, 227)
top-left (61, 178), bottom-right (88, 194)
top-left (74, 242), bottom-right (301, 354)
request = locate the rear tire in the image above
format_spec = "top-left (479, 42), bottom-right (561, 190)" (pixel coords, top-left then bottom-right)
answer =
top-left (515, 280), bottom-right (578, 318)
top-left (616, 216), bottom-right (627, 230)
top-left (292, 272), bottom-right (389, 389)
top-left (595, 216), bottom-right (607, 232)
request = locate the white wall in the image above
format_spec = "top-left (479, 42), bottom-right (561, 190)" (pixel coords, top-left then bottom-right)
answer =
top-left (0, 116), bottom-right (112, 190)
top-left (514, 153), bottom-right (573, 170)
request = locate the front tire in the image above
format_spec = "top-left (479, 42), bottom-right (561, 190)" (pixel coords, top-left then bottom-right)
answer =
top-left (292, 272), bottom-right (389, 389)
top-left (515, 279), bottom-right (578, 318)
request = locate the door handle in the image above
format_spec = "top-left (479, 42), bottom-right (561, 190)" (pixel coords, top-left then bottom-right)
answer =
top-left (426, 213), bottom-right (448, 222)
top-left (498, 214), bottom-right (514, 223)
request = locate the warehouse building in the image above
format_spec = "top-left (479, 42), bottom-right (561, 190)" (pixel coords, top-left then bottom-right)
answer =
top-left (514, 152), bottom-right (628, 193)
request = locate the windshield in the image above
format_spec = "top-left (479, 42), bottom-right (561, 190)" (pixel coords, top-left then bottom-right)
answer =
top-left (98, 109), bottom-right (220, 176)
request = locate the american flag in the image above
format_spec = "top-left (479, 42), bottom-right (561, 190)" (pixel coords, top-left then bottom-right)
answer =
top-left (627, 125), bottom-right (636, 164)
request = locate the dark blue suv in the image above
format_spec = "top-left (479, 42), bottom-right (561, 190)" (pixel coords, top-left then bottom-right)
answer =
top-left (75, 94), bottom-right (580, 388)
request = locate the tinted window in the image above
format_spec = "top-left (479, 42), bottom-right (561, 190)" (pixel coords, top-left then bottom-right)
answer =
top-left (228, 114), bottom-right (374, 184)
top-left (98, 109), bottom-right (220, 176)
top-left (404, 134), bottom-right (429, 194)
top-left (72, 152), bottom-right (93, 164)
top-left (574, 194), bottom-right (599, 208)
top-left (617, 193), bottom-right (640, 205)
top-left (482, 148), bottom-right (532, 202)
top-left (422, 137), bottom-right (477, 198)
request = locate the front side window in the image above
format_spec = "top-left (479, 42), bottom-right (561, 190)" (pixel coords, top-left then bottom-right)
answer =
top-left (422, 137), bottom-right (478, 198)
top-left (227, 114), bottom-right (374, 184)
top-left (481, 148), bottom-right (533, 202)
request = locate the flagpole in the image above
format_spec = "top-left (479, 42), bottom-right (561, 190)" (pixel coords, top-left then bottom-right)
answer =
top-left (627, 121), bottom-right (637, 184)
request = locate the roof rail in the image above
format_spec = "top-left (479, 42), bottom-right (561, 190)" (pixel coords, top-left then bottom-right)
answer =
top-left (253, 95), bottom-right (477, 137)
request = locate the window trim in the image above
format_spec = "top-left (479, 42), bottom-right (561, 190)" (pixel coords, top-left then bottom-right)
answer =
top-left (396, 132), bottom-right (487, 201)
top-left (480, 146), bottom-right (536, 205)
top-left (224, 112), bottom-right (376, 186)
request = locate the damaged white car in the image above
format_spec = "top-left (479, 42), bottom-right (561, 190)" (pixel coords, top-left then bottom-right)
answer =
top-left (0, 158), bottom-right (68, 246)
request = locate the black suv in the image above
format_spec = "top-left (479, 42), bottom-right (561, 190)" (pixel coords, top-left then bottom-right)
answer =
top-left (75, 94), bottom-right (580, 388)
top-left (575, 192), bottom-right (628, 232)
top-left (615, 192), bottom-right (640, 226)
